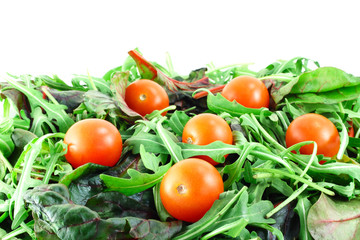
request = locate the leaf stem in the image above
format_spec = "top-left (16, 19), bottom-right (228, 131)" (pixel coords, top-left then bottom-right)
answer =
top-left (266, 183), bottom-right (308, 218)
top-left (250, 113), bottom-right (286, 152)
top-left (252, 168), bottom-right (334, 196)
top-left (87, 70), bottom-right (98, 91)
top-left (174, 187), bottom-right (247, 240)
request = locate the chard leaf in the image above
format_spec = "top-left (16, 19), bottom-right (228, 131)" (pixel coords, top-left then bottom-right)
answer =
top-left (23, 184), bottom-right (182, 240)
top-left (291, 67), bottom-right (360, 94)
top-left (59, 163), bottom-right (109, 205)
top-left (307, 193), bottom-right (360, 240)
top-left (85, 191), bottom-right (157, 219)
top-left (285, 84), bottom-right (360, 105)
top-left (46, 87), bottom-right (85, 113)
top-left (110, 71), bottom-right (143, 119)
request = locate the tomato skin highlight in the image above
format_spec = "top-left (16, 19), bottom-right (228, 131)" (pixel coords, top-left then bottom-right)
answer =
top-left (285, 113), bottom-right (340, 158)
top-left (221, 75), bottom-right (270, 109)
top-left (64, 119), bottom-right (123, 168)
top-left (124, 79), bottom-right (169, 116)
top-left (160, 158), bottom-right (224, 223)
top-left (182, 113), bottom-right (233, 165)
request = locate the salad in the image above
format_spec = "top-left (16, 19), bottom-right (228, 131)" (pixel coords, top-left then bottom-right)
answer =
top-left (1, 49), bottom-right (360, 240)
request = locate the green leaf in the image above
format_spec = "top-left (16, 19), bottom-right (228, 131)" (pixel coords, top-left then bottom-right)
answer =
top-left (294, 196), bottom-right (313, 240)
top-left (307, 193), bottom-right (360, 240)
top-left (167, 110), bottom-right (190, 136)
top-left (291, 67), bottom-right (360, 94)
top-left (23, 184), bottom-right (182, 240)
top-left (139, 145), bottom-right (162, 172)
top-left (5, 77), bottom-right (74, 133)
top-left (0, 133), bottom-right (14, 158)
top-left (174, 188), bottom-right (275, 240)
top-left (100, 161), bottom-right (171, 196)
top-left (155, 119), bottom-right (183, 163)
top-left (10, 133), bottom-right (64, 229)
top-left (285, 84), bottom-right (360, 105)
top-left (207, 92), bottom-right (265, 117)
top-left (180, 141), bottom-right (240, 164)
top-left (71, 74), bottom-right (112, 95)
top-left (30, 107), bottom-right (58, 136)
top-left (125, 131), bottom-right (168, 154)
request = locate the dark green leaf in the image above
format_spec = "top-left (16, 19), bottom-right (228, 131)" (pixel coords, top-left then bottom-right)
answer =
top-left (24, 184), bottom-right (182, 240)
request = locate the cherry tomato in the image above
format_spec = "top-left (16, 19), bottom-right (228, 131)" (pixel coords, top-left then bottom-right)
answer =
top-left (182, 113), bottom-right (233, 165)
top-left (160, 158), bottom-right (224, 222)
top-left (285, 113), bottom-right (340, 158)
top-left (221, 75), bottom-right (270, 109)
top-left (348, 121), bottom-right (355, 138)
top-left (125, 79), bottom-right (169, 116)
top-left (64, 119), bottom-right (123, 168)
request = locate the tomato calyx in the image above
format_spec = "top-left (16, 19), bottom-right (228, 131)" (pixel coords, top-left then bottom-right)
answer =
top-left (176, 184), bottom-right (187, 194)
top-left (186, 137), bottom-right (193, 144)
top-left (139, 94), bottom-right (147, 101)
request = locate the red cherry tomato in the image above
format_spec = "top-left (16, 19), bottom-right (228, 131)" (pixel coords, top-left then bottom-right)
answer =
top-left (348, 121), bottom-right (355, 138)
top-left (285, 113), bottom-right (340, 158)
top-left (64, 119), bottom-right (123, 168)
top-left (125, 79), bottom-right (169, 116)
top-left (182, 113), bottom-right (233, 165)
top-left (221, 76), bottom-right (270, 109)
top-left (160, 158), bottom-right (224, 222)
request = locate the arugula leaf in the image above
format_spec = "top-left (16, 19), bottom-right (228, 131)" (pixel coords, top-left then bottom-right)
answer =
top-left (5, 76), bottom-right (74, 133)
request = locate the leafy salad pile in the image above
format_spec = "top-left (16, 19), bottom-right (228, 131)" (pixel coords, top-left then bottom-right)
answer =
top-left (1, 49), bottom-right (360, 240)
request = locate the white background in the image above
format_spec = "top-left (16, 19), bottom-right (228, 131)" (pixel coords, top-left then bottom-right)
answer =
top-left (0, 0), bottom-right (360, 81)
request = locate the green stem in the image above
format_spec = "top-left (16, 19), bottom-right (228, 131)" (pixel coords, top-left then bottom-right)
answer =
top-left (87, 70), bottom-right (98, 91)
top-left (201, 218), bottom-right (249, 240)
top-left (0, 151), bottom-right (13, 172)
top-left (12, 168), bottom-right (59, 182)
top-left (250, 113), bottom-right (286, 152)
top-left (266, 183), bottom-right (308, 218)
top-left (258, 74), bottom-right (295, 83)
top-left (251, 149), bottom-right (294, 174)
top-left (205, 63), bottom-right (257, 76)
top-left (0, 211), bottom-right (9, 223)
top-left (174, 187), bottom-right (247, 240)
top-left (251, 223), bottom-right (284, 240)
top-left (252, 168), bottom-right (334, 196)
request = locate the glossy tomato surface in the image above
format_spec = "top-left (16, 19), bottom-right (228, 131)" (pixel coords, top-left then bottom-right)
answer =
top-left (182, 113), bottom-right (233, 165)
top-left (160, 158), bottom-right (224, 223)
top-left (221, 75), bottom-right (269, 109)
top-left (125, 79), bottom-right (169, 116)
top-left (64, 119), bottom-right (123, 168)
top-left (285, 113), bottom-right (340, 157)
